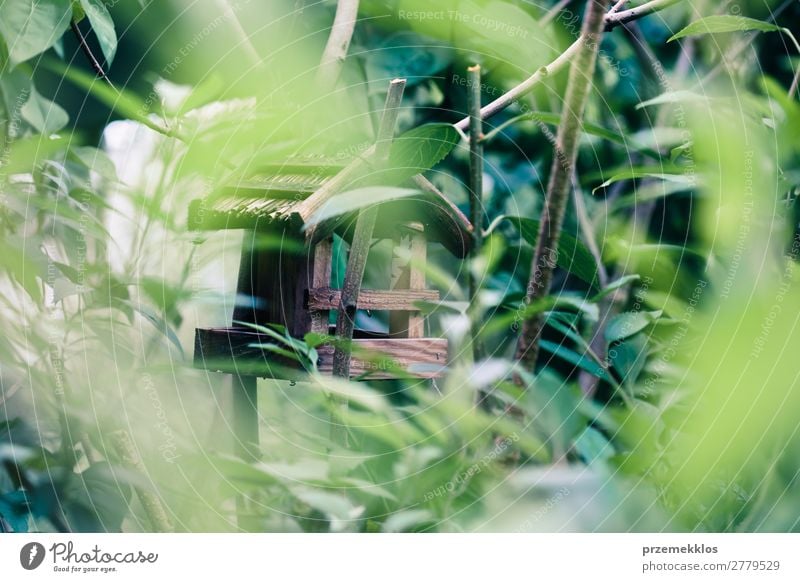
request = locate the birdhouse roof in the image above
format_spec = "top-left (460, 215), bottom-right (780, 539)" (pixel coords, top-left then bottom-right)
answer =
top-left (189, 157), bottom-right (474, 257)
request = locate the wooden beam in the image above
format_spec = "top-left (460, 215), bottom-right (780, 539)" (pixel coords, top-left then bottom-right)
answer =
top-left (194, 328), bottom-right (447, 379)
top-left (309, 239), bottom-right (333, 334)
top-left (333, 78), bottom-right (406, 378)
top-left (319, 338), bottom-right (447, 379)
top-left (389, 223), bottom-right (427, 338)
top-left (308, 287), bottom-right (438, 311)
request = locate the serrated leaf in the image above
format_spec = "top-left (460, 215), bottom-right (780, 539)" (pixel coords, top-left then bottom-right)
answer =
top-left (79, 0), bottom-right (116, 65)
top-left (669, 15), bottom-right (781, 42)
top-left (384, 123), bottom-right (459, 183)
top-left (0, 0), bottom-right (72, 66)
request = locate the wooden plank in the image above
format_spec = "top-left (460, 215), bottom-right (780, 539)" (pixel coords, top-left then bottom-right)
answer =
top-left (308, 287), bottom-right (438, 311)
top-left (194, 328), bottom-right (447, 379)
top-left (319, 338), bottom-right (447, 379)
top-left (309, 239), bottom-right (333, 334)
top-left (407, 225), bottom-right (427, 338)
top-left (390, 223), bottom-right (427, 338)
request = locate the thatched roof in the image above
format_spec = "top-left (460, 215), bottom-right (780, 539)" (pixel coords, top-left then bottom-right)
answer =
top-left (188, 158), bottom-right (473, 258)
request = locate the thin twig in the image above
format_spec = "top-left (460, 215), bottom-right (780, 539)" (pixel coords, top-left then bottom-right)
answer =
top-left (467, 65), bottom-right (485, 365)
top-left (70, 20), bottom-right (112, 85)
top-left (603, 0), bottom-right (683, 30)
top-left (610, 0), bottom-right (629, 14)
top-left (514, 0), bottom-right (611, 378)
top-left (317, 0), bottom-right (360, 91)
top-left (541, 0), bottom-right (576, 26)
top-left (332, 78), bottom-right (406, 378)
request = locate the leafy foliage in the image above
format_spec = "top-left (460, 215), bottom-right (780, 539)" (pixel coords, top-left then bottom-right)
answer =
top-left (0, 0), bottom-right (799, 534)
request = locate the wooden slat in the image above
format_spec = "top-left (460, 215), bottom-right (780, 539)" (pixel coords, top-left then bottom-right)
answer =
top-left (318, 338), bottom-right (447, 379)
top-left (194, 328), bottom-right (447, 379)
top-left (307, 287), bottom-right (439, 311)
top-left (309, 239), bottom-right (333, 334)
top-left (390, 223), bottom-right (427, 338)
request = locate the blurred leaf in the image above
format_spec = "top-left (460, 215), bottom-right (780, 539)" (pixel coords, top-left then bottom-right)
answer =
top-left (592, 275), bottom-right (640, 301)
top-left (592, 168), bottom-right (693, 193)
top-left (484, 111), bottom-right (660, 159)
top-left (305, 187), bottom-right (422, 226)
top-left (605, 310), bottom-right (662, 343)
top-left (668, 16), bottom-right (781, 42)
top-left (63, 462), bottom-right (132, 532)
top-left (382, 509), bottom-right (434, 532)
top-left (364, 32), bottom-right (452, 92)
top-left (507, 216), bottom-right (599, 287)
top-left (539, 340), bottom-right (608, 379)
top-left (574, 427), bottom-right (613, 466)
top-left (79, 0), bottom-right (116, 64)
top-left (0, 0), bottom-right (71, 66)
top-left (20, 80), bottom-right (69, 134)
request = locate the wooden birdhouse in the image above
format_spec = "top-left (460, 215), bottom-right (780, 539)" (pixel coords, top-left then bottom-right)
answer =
top-left (190, 156), bottom-right (473, 382)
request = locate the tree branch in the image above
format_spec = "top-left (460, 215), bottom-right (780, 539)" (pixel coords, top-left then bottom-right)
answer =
top-left (467, 65), bottom-right (485, 365)
top-left (514, 0), bottom-right (611, 377)
top-left (317, 0), bottom-right (360, 91)
top-left (453, 0), bottom-right (685, 132)
top-left (70, 20), bottom-right (111, 85)
top-left (332, 78), bottom-right (406, 378)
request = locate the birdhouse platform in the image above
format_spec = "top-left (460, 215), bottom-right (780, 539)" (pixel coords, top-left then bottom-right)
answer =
top-left (190, 156), bottom-right (472, 381)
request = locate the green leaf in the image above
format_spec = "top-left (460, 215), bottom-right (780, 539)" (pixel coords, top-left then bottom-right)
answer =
top-left (40, 56), bottom-right (154, 129)
top-left (79, 0), bottom-right (116, 65)
top-left (305, 187), bottom-right (422, 226)
top-left (574, 427), bottom-right (613, 465)
top-left (604, 310), bottom-right (663, 343)
top-left (483, 111), bottom-right (661, 160)
top-left (636, 90), bottom-right (709, 110)
top-left (382, 509), bottom-right (434, 532)
top-left (539, 340), bottom-right (608, 379)
top-left (507, 216), bottom-right (599, 287)
top-left (0, 0), bottom-right (72, 66)
top-left (592, 275), bottom-right (640, 302)
top-left (668, 15), bottom-right (781, 42)
top-left (383, 123), bottom-right (460, 183)
top-left (1, 70), bottom-right (68, 135)
top-left (20, 80), bottom-right (69, 134)
top-left (592, 168), bottom-right (693, 193)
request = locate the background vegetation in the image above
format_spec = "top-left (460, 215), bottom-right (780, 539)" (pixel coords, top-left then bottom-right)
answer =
top-left (1, 0), bottom-right (800, 532)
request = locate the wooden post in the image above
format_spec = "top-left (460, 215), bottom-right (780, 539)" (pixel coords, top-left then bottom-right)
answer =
top-left (332, 78), bottom-right (406, 378)
top-left (230, 232), bottom-right (262, 530)
top-left (390, 222), bottom-right (427, 338)
top-left (309, 239), bottom-right (333, 335)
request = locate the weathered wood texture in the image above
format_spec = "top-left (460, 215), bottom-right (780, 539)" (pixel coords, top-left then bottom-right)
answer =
top-left (389, 223), bottom-right (427, 338)
top-left (308, 287), bottom-right (438, 311)
top-left (195, 327), bottom-right (447, 379)
top-left (309, 239), bottom-right (333, 334)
